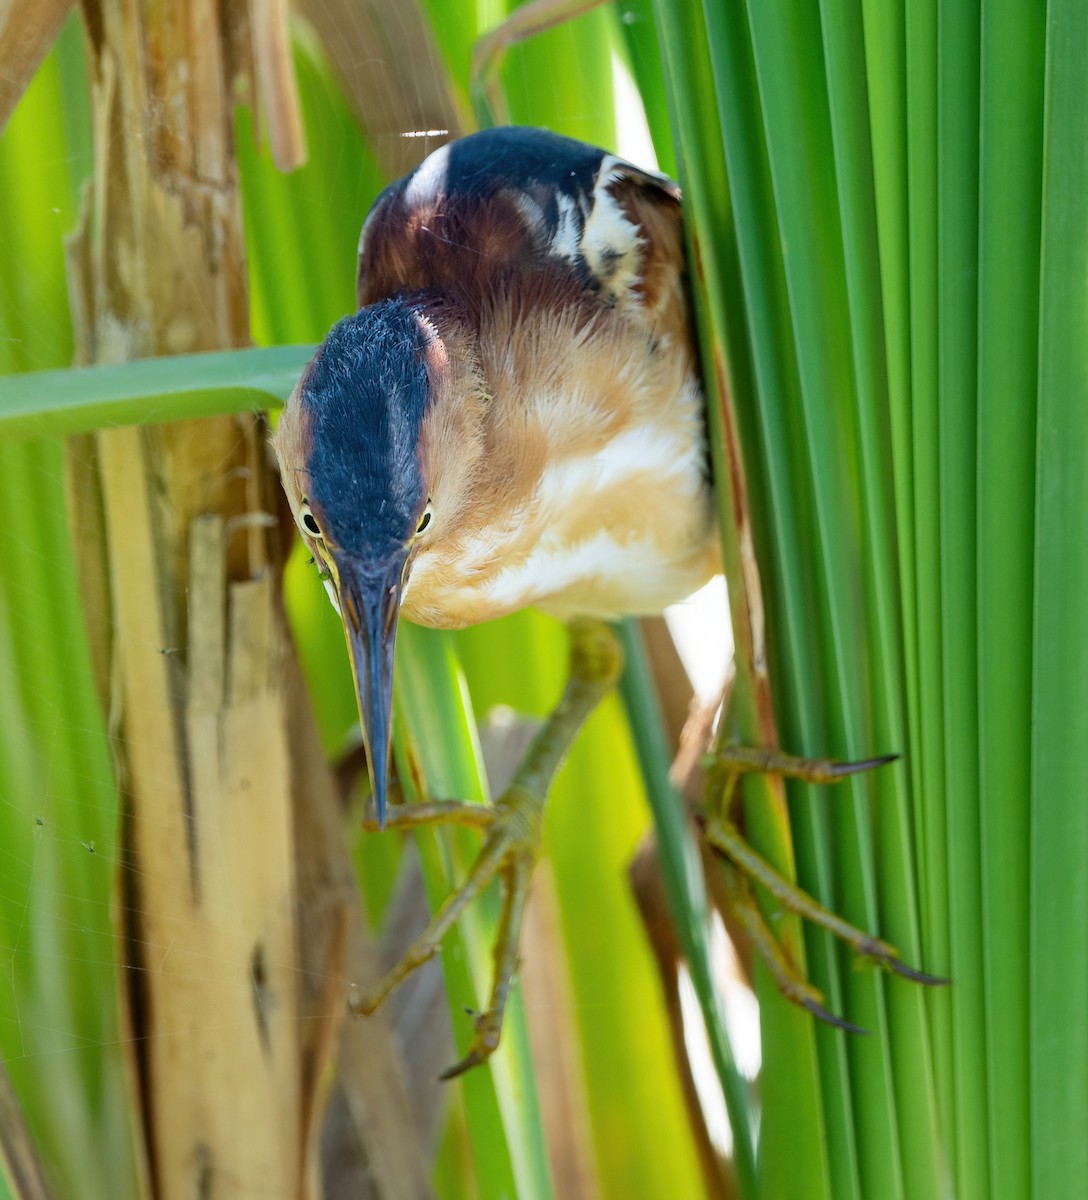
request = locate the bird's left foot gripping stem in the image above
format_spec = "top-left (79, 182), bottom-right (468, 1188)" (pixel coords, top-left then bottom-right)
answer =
top-left (351, 618), bottom-right (623, 1079)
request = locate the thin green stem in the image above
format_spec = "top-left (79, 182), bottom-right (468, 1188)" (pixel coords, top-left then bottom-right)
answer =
top-left (616, 619), bottom-right (758, 1199)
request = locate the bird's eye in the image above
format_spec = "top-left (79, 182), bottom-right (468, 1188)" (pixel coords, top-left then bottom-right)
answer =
top-left (299, 502), bottom-right (322, 539)
top-left (415, 502), bottom-right (433, 538)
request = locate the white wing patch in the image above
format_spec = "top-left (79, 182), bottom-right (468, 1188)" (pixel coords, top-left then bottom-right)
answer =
top-left (579, 159), bottom-right (646, 299)
top-left (404, 141), bottom-right (452, 210)
top-left (530, 156), bottom-right (648, 300)
top-left (513, 191), bottom-right (546, 236)
top-left (551, 192), bottom-right (582, 260)
top-left (359, 140), bottom-right (452, 260)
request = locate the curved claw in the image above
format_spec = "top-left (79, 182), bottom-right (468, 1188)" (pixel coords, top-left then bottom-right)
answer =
top-left (438, 1012), bottom-right (503, 1081)
top-left (801, 995), bottom-right (869, 1036)
top-left (879, 955), bottom-right (950, 987)
top-left (850, 934), bottom-right (949, 986)
top-left (438, 1047), bottom-right (490, 1081)
top-left (819, 752), bottom-right (900, 779)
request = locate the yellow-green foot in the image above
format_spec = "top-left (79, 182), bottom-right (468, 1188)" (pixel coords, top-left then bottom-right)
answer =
top-left (703, 745), bottom-right (946, 1030)
top-left (353, 789), bottom-right (542, 1078)
top-left (351, 618), bottom-right (622, 1078)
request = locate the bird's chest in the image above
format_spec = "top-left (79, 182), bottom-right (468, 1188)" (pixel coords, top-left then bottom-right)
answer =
top-left (403, 391), bottom-right (717, 628)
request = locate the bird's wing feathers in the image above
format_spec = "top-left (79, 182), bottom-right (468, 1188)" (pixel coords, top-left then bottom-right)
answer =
top-left (593, 155), bottom-right (690, 348)
top-left (356, 127), bottom-right (686, 338)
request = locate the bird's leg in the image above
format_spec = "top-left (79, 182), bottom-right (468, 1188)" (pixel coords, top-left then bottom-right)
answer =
top-left (702, 748), bottom-right (945, 1024)
top-left (352, 618), bottom-right (622, 1077)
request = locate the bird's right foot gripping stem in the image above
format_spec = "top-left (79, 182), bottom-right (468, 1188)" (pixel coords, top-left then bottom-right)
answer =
top-left (702, 745), bottom-right (947, 1031)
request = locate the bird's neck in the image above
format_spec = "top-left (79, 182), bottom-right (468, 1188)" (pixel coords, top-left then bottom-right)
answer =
top-left (401, 275), bottom-right (717, 629)
top-left (410, 267), bottom-right (602, 414)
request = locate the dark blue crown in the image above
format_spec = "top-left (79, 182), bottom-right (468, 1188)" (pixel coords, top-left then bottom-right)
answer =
top-left (301, 298), bottom-right (430, 560)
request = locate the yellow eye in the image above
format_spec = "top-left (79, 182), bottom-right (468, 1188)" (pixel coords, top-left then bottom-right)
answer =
top-left (299, 501), bottom-right (322, 539)
top-left (415, 501), bottom-right (433, 538)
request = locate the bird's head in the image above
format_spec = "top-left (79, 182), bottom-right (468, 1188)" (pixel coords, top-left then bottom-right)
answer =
top-left (273, 297), bottom-right (483, 824)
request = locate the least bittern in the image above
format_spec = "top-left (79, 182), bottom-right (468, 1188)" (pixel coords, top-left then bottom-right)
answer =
top-left (273, 127), bottom-right (937, 1077)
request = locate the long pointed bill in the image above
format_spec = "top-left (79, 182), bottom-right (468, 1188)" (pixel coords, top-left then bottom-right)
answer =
top-left (334, 548), bottom-right (409, 828)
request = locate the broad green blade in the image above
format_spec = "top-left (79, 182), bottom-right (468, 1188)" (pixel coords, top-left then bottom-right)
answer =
top-left (0, 346), bottom-right (310, 441)
top-left (935, 3), bottom-right (987, 1198)
top-left (976, 3), bottom-right (1044, 1195)
top-left (902, 13), bottom-right (953, 1168)
top-left (1030, 0), bottom-right (1088, 1191)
